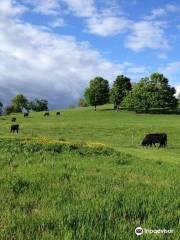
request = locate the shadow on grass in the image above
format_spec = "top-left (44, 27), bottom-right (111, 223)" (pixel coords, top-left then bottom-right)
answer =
top-left (99, 108), bottom-right (114, 112)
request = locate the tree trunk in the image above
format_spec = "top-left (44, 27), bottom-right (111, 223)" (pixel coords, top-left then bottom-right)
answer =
top-left (145, 107), bottom-right (149, 113)
top-left (94, 105), bottom-right (96, 111)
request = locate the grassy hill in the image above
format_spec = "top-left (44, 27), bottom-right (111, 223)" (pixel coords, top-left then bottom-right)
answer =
top-left (0, 105), bottom-right (179, 239)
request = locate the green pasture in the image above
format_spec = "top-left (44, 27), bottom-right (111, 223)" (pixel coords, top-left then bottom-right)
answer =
top-left (0, 105), bottom-right (179, 239)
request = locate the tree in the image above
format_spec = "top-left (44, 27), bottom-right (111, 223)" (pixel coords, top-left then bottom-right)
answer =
top-left (122, 73), bottom-right (178, 112)
top-left (29, 99), bottom-right (48, 112)
top-left (150, 73), bottom-right (178, 109)
top-left (4, 105), bottom-right (15, 115)
top-left (11, 94), bottom-right (28, 112)
top-left (125, 77), bottom-right (153, 112)
top-left (110, 75), bottom-right (132, 111)
top-left (78, 98), bottom-right (89, 107)
top-left (0, 101), bottom-right (3, 114)
top-left (84, 77), bottom-right (109, 111)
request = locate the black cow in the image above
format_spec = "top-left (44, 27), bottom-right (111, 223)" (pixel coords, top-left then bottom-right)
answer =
top-left (142, 133), bottom-right (167, 148)
top-left (56, 112), bottom-right (60, 116)
top-left (10, 124), bottom-right (19, 133)
top-left (11, 117), bottom-right (16, 122)
top-left (24, 113), bottom-right (29, 117)
top-left (44, 112), bottom-right (50, 117)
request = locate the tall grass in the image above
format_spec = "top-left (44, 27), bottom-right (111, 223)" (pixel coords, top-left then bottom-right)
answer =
top-left (0, 105), bottom-right (179, 239)
top-left (0, 139), bottom-right (179, 239)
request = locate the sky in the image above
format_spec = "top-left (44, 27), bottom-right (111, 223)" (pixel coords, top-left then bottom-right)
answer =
top-left (0, 0), bottom-right (180, 109)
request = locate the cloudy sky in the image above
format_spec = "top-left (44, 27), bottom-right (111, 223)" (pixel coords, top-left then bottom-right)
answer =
top-left (0, 0), bottom-right (180, 109)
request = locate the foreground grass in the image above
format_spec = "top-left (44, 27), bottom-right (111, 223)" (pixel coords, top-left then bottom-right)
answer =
top-left (0, 105), bottom-right (180, 239)
top-left (0, 139), bottom-right (179, 240)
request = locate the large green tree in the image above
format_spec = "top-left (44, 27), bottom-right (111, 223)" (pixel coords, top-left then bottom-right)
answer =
top-left (122, 73), bottom-right (178, 112)
top-left (110, 75), bottom-right (132, 111)
top-left (29, 99), bottom-right (48, 112)
top-left (84, 77), bottom-right (109, 111)
top-left (11, 94), bottom-right (28, 112)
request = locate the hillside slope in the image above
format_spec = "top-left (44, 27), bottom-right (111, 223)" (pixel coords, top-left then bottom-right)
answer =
top-left (0, 105), bottom-right (179, 239)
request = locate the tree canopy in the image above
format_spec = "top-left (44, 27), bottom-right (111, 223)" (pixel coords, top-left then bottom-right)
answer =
top-left (29, 99), bottom-right (48, 112)
top-left (110, 75), bottom-right (132, 111)
top-left (84, 77), bottom-right (109, 111)
top-left (122, 73), bottom-right (178, 112)
top-left (4, 95), bottom-right (48, 114)
top-left (11, 94), bottom-right (28, 112)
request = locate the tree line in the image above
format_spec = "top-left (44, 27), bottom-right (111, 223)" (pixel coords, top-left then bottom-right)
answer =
top-left (0, 73), bottom-right (178, 114)
top-left (81, 73), bottom-right (179, 113)
top-left (0, 94), bottom-right (48, 114)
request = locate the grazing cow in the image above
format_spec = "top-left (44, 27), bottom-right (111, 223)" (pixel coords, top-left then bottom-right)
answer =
top-left (10, 124), bottom-right (19, 133)
top-left (11, 117), bottom-right (16, 122)
top-left (142, 133), bottom-right (167, 148)
top-left (24, 113), bottom-right (29, 117)
top-left (56, 112), bottom-right (60, 116)
top-left (44, 112), bottom-right (50, 117)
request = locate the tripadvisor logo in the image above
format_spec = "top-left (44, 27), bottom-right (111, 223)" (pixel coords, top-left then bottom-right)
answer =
top-left (135, 226), bottom-right (174, 236)
top-left (135, 227), bottom-right (143, 236)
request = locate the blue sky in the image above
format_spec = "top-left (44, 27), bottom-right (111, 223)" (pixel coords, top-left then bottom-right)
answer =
top-left (0, 0), bottom-right (180, 108)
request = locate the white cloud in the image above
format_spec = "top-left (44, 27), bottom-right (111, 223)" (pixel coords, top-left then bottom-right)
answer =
top-left (1, 0), bottom-right (176, 108)
top-left (158, 62), bottom-right (180, 96)
top-left (22, 0), bottom-right (130, 37)
top-left (0, 0), bottom-right (27, 16)
top-left (159, 62), bottom-right (180, 75)
top-left (147, 8), bottom-right (167, 20)
top-left (22, 0), bottom-right (96, 17)
top-left (63, 0), bottom-right (130, 36)
top-left (127, 4), bottom-right (179, 52)
top-left (62, 0), bottom-right (96, 17)
top-left (48, 18), bottom-right (65, 28)
top-left (126, 21), bottom-right (170, 52)
top-left (86, 16), bottom-right (130, 36)
top-left (1, 0), bottom-right (140, 108)
top-left (152, 8), bottom-right (166, 17)
top-left (145, 4), bottom-right (179, 20)
top-left (22, 0), bottom-right (61, 15)
top-left (165, 4), bottom-right (179, 12)
top-left (176, 86), bottom-right (180, 97)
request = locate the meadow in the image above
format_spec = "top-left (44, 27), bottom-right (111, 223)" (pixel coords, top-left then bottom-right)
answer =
top-left (0, 105), bottom-right (179, 239)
